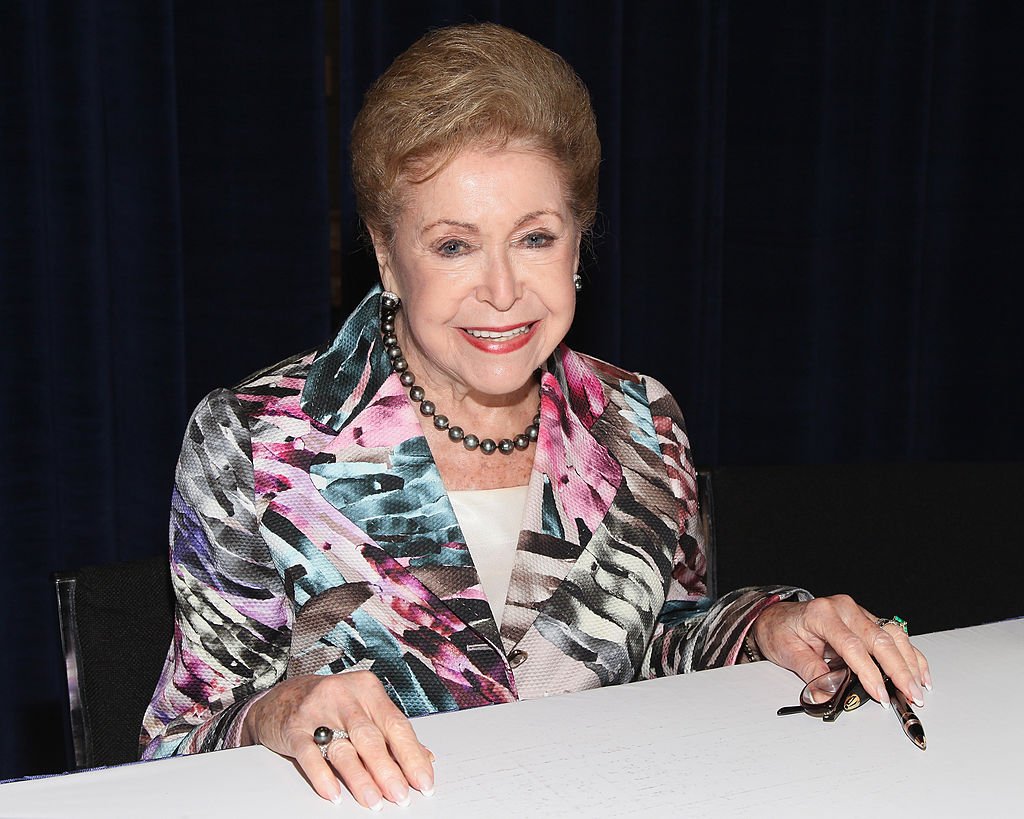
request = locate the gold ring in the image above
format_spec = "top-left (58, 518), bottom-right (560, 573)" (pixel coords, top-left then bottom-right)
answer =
top-left (876, 615), bottom-right (909, 635)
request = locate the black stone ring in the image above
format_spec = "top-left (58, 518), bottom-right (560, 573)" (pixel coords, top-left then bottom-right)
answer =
top-left (313, 725), bottom-right (350, 759)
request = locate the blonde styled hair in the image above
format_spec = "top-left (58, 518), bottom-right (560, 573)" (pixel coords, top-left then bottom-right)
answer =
top-left (350, 23), bottom-right (601, 246)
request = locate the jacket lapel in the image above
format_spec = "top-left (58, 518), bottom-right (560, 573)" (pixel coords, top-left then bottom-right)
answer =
top-left (299, 288), bottom-right (501, 650)
top-left (502, 350), bottom-right (679, 684)
top-left (500, 346), bottom-right (625, 649)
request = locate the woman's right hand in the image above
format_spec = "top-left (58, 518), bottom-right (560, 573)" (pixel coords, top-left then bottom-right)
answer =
top-left (242, 671), bottom-right (435, 810)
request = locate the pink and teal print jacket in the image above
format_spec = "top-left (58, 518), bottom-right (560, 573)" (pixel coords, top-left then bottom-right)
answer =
top-left (141, 287), bottom-right (807, 759)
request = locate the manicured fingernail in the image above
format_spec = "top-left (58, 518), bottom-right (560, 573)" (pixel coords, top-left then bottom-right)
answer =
top-left (411, 770), bottom-right (434, 797)
top-left (911, 682), bottom-right (925, 705)
top-left (877, 685), bottom-right (890, 708)
top-left (364, 790), bottom-right (384, 812)
top-left (331, 793), bottom-right (344, 805)
top-left (387, 782), bottom-right (410, 808)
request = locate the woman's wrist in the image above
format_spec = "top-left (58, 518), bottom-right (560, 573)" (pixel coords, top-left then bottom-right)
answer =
top-left (741, 596), bottom-right (793, 664)
top-left (235, 689), bottom-right (271, 748)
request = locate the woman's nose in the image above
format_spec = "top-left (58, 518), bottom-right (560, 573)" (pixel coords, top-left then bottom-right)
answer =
top-left (476, 252), bottom-right (521, 310)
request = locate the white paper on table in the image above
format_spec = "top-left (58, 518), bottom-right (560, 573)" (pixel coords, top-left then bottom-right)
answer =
top-left (2, 620), bottom-right (1022, 818)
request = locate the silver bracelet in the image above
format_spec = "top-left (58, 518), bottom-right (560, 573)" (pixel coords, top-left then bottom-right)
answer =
top-left (743, 630), bottom-right (764, 663)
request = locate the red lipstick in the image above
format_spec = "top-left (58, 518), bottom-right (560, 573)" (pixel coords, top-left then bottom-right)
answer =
top-left (460, 321), bottom-right (537, 353)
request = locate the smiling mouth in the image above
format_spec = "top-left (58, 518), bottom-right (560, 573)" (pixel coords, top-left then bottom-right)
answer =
top-left (463, 323), bottom-right (535, 340)
top-left (459, 321), bottom-right (538, 353)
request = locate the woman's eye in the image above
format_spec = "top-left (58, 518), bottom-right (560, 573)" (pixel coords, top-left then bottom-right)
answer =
top-left (438, 239), bottom-right (466, 256)
top-left (522, 232), bottom-right (554, 248)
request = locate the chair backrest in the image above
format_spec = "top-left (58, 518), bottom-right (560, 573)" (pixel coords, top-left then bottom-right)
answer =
top-left (695, 468), bottom-right (717, 601)
top-left (54, 555), bottom-right (174, 769)
top-left (710, 462), bottom-right (1024, 635)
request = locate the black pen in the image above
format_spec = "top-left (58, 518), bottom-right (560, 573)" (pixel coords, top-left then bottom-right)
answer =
top-left (885, 677), bottom-right (927, 750)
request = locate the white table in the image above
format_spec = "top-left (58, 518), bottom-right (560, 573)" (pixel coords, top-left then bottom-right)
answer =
top-left (3, 619), bottom-right (1022, 817)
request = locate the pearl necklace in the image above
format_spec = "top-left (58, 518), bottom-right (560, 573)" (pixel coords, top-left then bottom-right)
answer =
top-left (380, 291), bottom-right (540, 455)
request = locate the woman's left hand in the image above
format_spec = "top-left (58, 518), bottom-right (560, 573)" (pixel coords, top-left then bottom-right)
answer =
top-left (750, 595), bottom-right (931, 707)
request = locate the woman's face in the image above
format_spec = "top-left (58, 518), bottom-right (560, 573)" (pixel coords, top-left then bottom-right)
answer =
top-left (375, 147), bottom-right (579, 404)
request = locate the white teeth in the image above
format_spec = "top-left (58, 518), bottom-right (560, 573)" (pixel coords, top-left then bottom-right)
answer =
top-left (466, 325), bottom-right (531, 340)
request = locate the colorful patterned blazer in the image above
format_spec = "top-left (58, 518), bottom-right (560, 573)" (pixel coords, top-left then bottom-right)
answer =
top-left (141, 288), bottom-right (805, 759)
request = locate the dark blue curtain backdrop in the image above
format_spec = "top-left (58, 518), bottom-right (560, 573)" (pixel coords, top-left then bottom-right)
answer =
top-left (0, 1), bottom-right (328, 780)
top-left (1, 0), bottom-right (1020, 780)
top-left (338, 0), bottom-right (1024, 467)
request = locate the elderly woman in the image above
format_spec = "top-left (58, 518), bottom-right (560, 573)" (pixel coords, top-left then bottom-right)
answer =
top-left (142, 23), bottom-right (929, 810)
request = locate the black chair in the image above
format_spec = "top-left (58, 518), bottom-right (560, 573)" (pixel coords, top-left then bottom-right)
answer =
top-left (54, 554), bottom-right (175, 769)
top-left (695, 468), bottom-right (717, 600)
top-left (711, 462), bottom-right (1024, 635)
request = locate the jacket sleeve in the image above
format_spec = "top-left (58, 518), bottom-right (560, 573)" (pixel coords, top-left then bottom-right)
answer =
top-left (140, 389), bottom-right (292, 759)
top-left (636, 375), bottom-right (811, 678)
